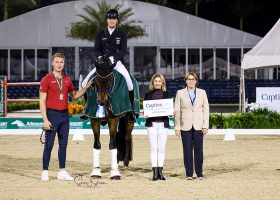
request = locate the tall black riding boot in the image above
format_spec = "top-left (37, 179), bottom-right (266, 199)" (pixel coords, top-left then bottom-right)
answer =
top-left (128, 90), bottom-right (136, 122)
top-left (152, 167), bottom-right (158, 181)
top-left (158, 167), bottom-right (166, 180)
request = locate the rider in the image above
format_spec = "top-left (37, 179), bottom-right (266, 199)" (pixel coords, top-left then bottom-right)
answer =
top-left (81, 9), bottom-right (135, 122)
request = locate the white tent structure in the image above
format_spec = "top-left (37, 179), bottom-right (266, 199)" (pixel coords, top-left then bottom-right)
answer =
top-left (240, 18), bottom-right (280, 112)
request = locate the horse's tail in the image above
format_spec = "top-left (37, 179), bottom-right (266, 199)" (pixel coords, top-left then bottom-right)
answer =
top-left (116, 115), bottom-right (133, 166)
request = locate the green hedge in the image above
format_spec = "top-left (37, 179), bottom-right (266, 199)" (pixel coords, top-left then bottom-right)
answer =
top-left (8, 102), bottom-right (280, 129)
top-left (8, 98), bottom-right (85, 112)
top-left (8, 102), bottom-right (39, 112)
top-left (210, 108), bottom-right (280, 129)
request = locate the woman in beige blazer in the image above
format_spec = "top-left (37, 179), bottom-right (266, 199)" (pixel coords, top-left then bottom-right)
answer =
top-left (174, 72), bottom-right (209, 180)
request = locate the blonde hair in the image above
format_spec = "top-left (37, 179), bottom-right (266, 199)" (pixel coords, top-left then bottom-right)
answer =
top-left (52, 53), bottom-right (65, 61)
top-left (184, 72), bottom-right (198, 87)
top-left (149, 73), bottom-right (166, 91)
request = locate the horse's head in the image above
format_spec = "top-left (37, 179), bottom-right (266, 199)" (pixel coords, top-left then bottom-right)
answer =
top-left (94, 59), bottom-right (114, 106)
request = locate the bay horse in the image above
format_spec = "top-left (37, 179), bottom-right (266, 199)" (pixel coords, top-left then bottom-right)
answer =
top-left (87, 59), bottom-right (135, 180)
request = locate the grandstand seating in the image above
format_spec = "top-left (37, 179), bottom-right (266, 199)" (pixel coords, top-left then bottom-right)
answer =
top-left (166, 79), bottom-right (280, 104)
top-left (7, 80), bottom-right (80, 100)
top-left (6, 79), bottom-right (280, 104)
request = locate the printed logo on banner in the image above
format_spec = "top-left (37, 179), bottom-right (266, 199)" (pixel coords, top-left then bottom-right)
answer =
top-left (11, 120), bottom-right (26, 127)
top-left (10, 120), bottom-right (44, 129)
top-left (133, 118), bottom-right (146, 129)
top-left (143, 99), bottom-right (174, 118)
top-left (0, 122), bottom-right (8, 129)
top-left (70, 122), bottom-right (84, 129)
top-left (1, 117), bottom-right (175, 130)
top-left (256, 87), bottom-right (280, 112)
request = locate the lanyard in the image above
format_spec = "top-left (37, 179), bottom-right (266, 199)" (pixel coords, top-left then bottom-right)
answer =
top-left (52, 72), bottom-right (63, 93)
top-left (187, 88), bottom-right (196, 106)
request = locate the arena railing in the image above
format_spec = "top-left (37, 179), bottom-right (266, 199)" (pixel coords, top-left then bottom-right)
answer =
top-left (1, 76), bottom-right (40, 117)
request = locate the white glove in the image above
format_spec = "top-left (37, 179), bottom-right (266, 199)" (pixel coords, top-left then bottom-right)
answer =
top-left (109, 56), bottom-right (115, 64)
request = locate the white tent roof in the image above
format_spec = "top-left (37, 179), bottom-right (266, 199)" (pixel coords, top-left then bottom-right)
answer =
top-left (241, 18), bottom-right (280, 70)
top-left (0, 0), bottom-right (260, 48)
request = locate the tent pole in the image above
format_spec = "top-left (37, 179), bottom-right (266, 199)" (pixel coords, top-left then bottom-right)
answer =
top-left (241, 68), bottom-right (246, 113)
top-left (239, 73), bottom-right (242, 112)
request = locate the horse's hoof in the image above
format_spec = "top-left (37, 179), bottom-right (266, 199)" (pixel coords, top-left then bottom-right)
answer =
top-left (90, 168), bottom-right (102, 178)
top-left (110, 175), bottom-right (121, 180)
top-left (91, 175), bottom-right (102, 179)
top-left (110, 169), bottom-right (121, 180)
top-left (123, 160), bottom-right (129, 167)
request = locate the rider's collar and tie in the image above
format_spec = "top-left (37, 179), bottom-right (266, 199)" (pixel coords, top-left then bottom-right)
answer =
top-left (108, 27), bottom-right (115, 35)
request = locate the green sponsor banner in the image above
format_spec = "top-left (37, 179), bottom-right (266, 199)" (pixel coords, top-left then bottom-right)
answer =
top-left (0, 76), bottom-right (5, 117)
top-left (2, 118), bottom-right (44, 129)
top-left (0, 117), bottom-right (175, 129)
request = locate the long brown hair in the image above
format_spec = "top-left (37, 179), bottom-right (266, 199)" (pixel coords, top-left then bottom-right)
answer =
top-left (149, 73), bottom-right (167, 91)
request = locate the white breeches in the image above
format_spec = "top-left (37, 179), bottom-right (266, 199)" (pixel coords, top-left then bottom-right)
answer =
top-left (147, 122), bottom-right (168, 167)
top-left (82, 61), bottom-right (133, 91)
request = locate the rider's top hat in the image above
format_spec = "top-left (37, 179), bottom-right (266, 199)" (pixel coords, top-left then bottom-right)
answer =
top-left (106, 9), bottom-right (119, 19)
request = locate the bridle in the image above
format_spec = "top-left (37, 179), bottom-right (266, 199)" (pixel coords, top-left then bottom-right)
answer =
top-left (93, 72), bottom-right (114, 100)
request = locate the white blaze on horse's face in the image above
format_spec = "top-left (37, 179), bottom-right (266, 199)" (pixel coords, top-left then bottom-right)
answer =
top-left (96, 80), bottom-right (110, 106)
top-left (153, 77), bottom-right (163, 90)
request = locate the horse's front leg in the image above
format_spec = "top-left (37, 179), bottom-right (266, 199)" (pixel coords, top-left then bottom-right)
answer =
top-left (108, 116), bottom-right (121, 180)
top-left (90, 119), bottom-right (102, 178)
top-left (124, 118), bottom-right (134, 167)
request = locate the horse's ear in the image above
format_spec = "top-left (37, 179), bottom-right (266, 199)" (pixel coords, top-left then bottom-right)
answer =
top-left (94, 56), bottom-right (107, 67)
top-left (94, 59), bottom-right (100, 68)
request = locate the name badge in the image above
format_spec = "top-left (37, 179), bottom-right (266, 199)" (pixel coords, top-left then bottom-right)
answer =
top-left (116, 37), bottom-right (121, 44)
top-left (59, 93), bottom-right (64, 100)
